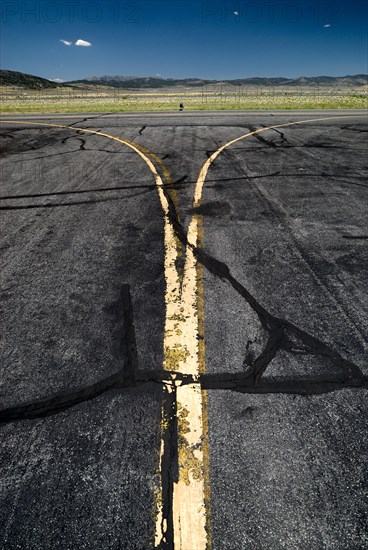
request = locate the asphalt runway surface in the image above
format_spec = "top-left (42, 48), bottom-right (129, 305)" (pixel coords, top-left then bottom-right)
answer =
top-left (0, 110), bottom-right (367, 549)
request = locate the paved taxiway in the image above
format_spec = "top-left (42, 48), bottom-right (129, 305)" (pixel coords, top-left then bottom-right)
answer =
top-left (0, 110), bottom-right (367, 549)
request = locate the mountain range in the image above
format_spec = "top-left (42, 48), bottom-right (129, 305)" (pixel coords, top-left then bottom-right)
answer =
top-left (67, 74), bottom-right (368, 88)
top-left (1, 70), bottom-right (367, 89)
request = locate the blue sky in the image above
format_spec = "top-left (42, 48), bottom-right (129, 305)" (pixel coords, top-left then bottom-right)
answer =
top-left (1, 0), bottom-right (367, 81)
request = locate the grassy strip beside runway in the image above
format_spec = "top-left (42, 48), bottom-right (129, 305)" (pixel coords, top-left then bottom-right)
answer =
top-left (1, 91), bottom-right (367, 114)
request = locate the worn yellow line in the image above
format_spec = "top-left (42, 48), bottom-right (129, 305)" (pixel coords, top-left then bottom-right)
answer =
top-left (135, 142), bottom-right (184, 287)
top-left (182, 113), bottom-right (364, 549)
top-left (5, 113), bottom-right (361, 549)
top-left (2, 118), bottom-right (183, 285)
top-left (2, 120), bottom-right (165, 191)
top-left (2, 119), bottom-right (182, 546)
top-left (197, 213), bottom-right (212, 550)
top-left (2, 118), bottom-right (206, 547)
top-left (2, 121), bottom-right (174, 233)
top-left (171, 214), bottom-right (208, 549)
top-left (131, 128), bottom-right (208, 549)
top-left (194, 114), bottom-right (364, 207)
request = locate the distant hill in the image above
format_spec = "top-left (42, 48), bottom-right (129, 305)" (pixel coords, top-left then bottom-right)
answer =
top-left (0, 71), bottom-right (58, 90)
top-left (1, 70), bottom-right (367, 90)
top-left (67, 76), bottom-right (211, 89)
top-left (67, 74), bottom-right (368, 89)
top-left (0, 70), bottom-right (59, 89)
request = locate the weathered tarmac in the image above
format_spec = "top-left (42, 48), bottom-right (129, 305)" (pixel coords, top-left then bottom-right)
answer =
top-left (0, 110), bottom-right (367, 549)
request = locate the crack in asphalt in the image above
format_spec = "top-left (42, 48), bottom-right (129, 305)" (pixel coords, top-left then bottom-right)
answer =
top-left (83, 148), bottom-right (122, 154)
top-left (0, 285), bottom-right (138, 423)
top-left (270, 127), bottom-right (289, 145)
top-left (160, 187), bottom-right (364, 384)
top-left (335, 179), bottom-right (368, 189)
top-left (0, 193), bottom-right (152, 211)
top-left (342, 235), bottom-right (368, 240)
top-left (8, 148), bottom-right (83, 162)
top-left (156, 385), bottom-right (177, 549)
top-left (0, 196), bottom-right (366, 424)
top-left (61, 131), bottom-right (83, 143)
top-left (248, 125), bottom-right (290, 148)
top-left (67, 118), bottom-right (88, 127)
top-left (0, 184), bottom-right (157, 201)
top-left (3, 172), bottom-right (321, 203)
top-left (200, 372), bottom-right (368, 393)
top-left (0, 133), bottom-right (16, 140)
top-left (172, 175), bottom-right (188, 186)
top-left (66, 113), bottom-right (114, 127)
top-left (1, 121), bottom-right (366, 425)
top-left (1, 368), bottom-right (367, 424)
top-left (248, 125), bottom-right (278, 148)
top-left (139, 125), bottom-right (147, 135)
top-left (340, 126), bottom-right (368, 133)
top-left (250, 181), bottom-right (368, 344)
top-left (248, 327), bottom-right (285, 384)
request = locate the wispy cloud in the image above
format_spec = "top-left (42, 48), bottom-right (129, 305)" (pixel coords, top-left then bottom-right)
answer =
top-left (60, 39), bottom-right (72, 46)
top-left (323, 24), bottom-right (331, 28)
top-left (75, 39), bottom-right (92, 47)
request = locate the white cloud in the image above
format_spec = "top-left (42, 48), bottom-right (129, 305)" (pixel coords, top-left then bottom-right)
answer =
top-left (50, 78), bottom-right (64, 83)
top-left (233, 11), bottom-right (239, 16)
top-left (323, 24), bottom-right (331, 28)
top-left (60, 39), bottom-right (72, 46)
top-left (75, 39), bottom-right (92, 47)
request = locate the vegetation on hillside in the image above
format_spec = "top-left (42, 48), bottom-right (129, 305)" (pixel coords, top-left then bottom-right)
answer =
top-left (0, 70), bottom-right (59, 89)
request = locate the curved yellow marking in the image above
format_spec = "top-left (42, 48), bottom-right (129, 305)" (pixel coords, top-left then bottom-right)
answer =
top-left (171, 212), bottom-right (208, 549)
top-left (197, 213), bottom-right (212, 548)
top-left (3, 113), bottom-right (361, 550)
top-left (2, 120), bottom-right (166, 198)
top-left (2, 118), bottom-right (206, 547)
top-left (1, 122), bottom-right (177, 323)
top-left (194, 114), bottom-right (364, 207)
top-left (2, 119), bottom-right (183, 543)
top-left (179, 112), bottom-right (364, 550)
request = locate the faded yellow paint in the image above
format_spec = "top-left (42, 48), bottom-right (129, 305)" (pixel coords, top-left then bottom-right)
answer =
top-left (193, 114), bottom-right (363, 208)
top-left (169, 113), bottom-right (362, 549)
top-left (3, 114), bottom-right (361, 550)
top-left (173, 383), bottom-right (207, 550)
top-left (3, 119), bottom-right (195, 547)
top-left (197, 214), bottom-right (212, 550)
top-left (177, 402), bottom-right (203, 486)
top-left (169, 212), bottom-right (208, 549)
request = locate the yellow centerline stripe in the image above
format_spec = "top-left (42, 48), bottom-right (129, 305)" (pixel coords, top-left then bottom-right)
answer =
top-left (2, 118), bottom-right (208, 548)
top-left (181, 113), bottom-right (364, 549)
top-left (1, 119), bottom-right (182, 543)
top-left (197, 213), bottom-right (212, 549)
top-left (2, 113), bottom-right (364, 550)
top-left (171, 214), bottom-right (208, 549)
